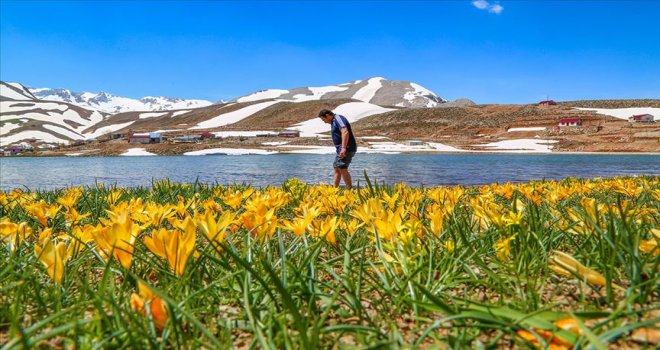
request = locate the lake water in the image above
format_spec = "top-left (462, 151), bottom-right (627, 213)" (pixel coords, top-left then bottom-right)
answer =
top-left (1, 154), bottom-right (659, 190)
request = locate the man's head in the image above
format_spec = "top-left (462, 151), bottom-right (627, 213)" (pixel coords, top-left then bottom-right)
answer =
top-left (318, 109), bottom-right (334, 124)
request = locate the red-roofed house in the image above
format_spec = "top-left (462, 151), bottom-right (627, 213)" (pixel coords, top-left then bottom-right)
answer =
top-left (128, 133), bottom-right (151, 144)
top-left (539, 100), bottom-right (557, 106)
top-left (558, 118), bottom-right (582, 127)
top-left (628, 114), bottom-right (654, 123)
top-left (278, 129), bottom-right (300, 138)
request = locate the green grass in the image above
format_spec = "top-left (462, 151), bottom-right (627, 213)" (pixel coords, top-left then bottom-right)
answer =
top-left (1, 176), bottom-right (658, 349)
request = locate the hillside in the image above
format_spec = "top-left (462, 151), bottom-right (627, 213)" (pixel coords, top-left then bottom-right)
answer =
top-left (2, 78), bottom-right (659, 154)
top-left (559, 99), bottom-right (660, 108)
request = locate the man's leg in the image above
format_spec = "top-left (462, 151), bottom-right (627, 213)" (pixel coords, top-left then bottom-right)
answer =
top-left (334, 167), bottom-right (341, 187)
top-left (339, 168), bottom-right (352, 189)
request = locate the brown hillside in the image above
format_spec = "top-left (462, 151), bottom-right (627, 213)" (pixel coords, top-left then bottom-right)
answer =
top-left (352, 104), bottom-right (607, 139)
top-left (219, 99), bottom-right (357, 130)
top-left (559, 99), bottom-right (660, 108)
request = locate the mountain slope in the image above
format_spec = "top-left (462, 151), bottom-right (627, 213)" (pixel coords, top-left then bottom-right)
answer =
top-left (1, 82), bottom-right (38, 101)
top-left (234, 77), bottom-right (445, 107)
top-left (29, 87), bottom-right (215, 113)
top-left (1, 82), bottom-right (110, 147)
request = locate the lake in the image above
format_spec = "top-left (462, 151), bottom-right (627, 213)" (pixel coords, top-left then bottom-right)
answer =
top-left (1, 153), bottom-right (659, 190)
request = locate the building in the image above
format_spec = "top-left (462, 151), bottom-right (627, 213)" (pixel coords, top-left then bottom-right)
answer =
top-left (558, 118), bottom-right (582, 127)
top-left (173, 135), bottom-right (202, 143)
top-left (5, 145), bottom-right (25, 155)
top-left (149, 133), bottom-right (162, 143)
top-left (128, 132), bottom-right (161, 144)
top-left (539, 100), bottom-right (557, 106)
top-left (199, 132), bottom-right (215, 139)
top-left (128, 133), bottom-right (151, 144)
top-left (407, 140), bottom-right (425, 146)
top-left (628, 114), bottom-right (654, 123)
top-left (278, 130), bottom-right (300, 138)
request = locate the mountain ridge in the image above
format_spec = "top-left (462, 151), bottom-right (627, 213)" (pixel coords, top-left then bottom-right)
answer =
top-left (27, 86), bottom-right (215, 113)
top-left (234, 77), bottom-right (445, 108)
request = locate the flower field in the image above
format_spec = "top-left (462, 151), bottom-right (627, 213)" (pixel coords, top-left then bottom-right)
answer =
top-left (1, 176), bottom-right (658, 349)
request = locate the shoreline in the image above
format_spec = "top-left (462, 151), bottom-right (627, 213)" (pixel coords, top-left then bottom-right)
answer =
top-left (3, 151), bottom-right (660, 158)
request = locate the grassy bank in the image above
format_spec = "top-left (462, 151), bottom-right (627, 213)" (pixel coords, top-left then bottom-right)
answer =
top-left (1, 176), bottom-right (658, 349)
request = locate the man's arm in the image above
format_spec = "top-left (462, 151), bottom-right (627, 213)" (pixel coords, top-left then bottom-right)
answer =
top-left (340, 127), bottom-right (349, 157)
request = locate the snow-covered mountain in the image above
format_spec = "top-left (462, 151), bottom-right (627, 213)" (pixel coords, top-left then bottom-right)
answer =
top-left (1, 82), bottom-right (110, 147)
top-left (234, 77), bottom-right (446, 108)
top-left (28, 87), bottom-right (214, 113)
top-left (1, 78), bottom-right (449, 148)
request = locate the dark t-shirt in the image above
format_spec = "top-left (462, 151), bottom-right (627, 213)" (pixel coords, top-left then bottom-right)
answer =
top-left (330, 114), bottom-right (357, 153)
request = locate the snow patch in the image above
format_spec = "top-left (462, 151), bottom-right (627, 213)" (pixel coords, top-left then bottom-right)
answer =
top-left (291, 85), bottom-right (349, 102)
top-left (290, 102), bottom-right (394, 137)
top-left (403, 83), bottom-right (440, 107)
top-left (575, 107), bottom-right (660, 120)
top-left (212, 131), bottom-right (278, 138)
top-left (0, 130), bottom-right (69, 146)
top-left (83, 121), bottom-right (135, 139)
top-left (0, 122), bottom-right (21, 134)
top-left (427, 142), bottom-right (467, 152)
top-left (1, 84), bottom-right (33, 100)
top-left (170, 110), bottom-right (191, 117)
top-left (351, 77), bottom-right (384, 103)
top-left (42, 124), bottom-right (84, 140)
top-left (236, 89), bottom-right (289, 103)
top-left (476, 139), bottom-right (558, 153)
top-left (121, 148), bottom-right (157, 156)
top-left (191, 100), bottom-right (281, 129)
top-left (507, 127), bottom-right (547, 132)
top-left (361, 136), bottom-right (389, 140)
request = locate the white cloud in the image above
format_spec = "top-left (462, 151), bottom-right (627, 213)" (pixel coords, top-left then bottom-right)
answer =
top-left (472, 0), bottom-right (489, 10)
top-left (472, 0), bottom-right (504, 14)
top-left (489, 4), bottom-right (504, 14)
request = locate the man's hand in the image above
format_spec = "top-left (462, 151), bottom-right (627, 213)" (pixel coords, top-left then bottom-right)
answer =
top-left (340, 127), bottom-right (349, 158)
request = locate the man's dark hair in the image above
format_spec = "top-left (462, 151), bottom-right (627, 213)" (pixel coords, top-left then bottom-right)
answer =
top-left (318, 109), bottom-right (334, 118)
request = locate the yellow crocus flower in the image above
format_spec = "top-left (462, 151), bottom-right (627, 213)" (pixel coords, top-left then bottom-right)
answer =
top-left (548, 250), bottom-right (606, 286)
top-left (94, 208), bottom-right (139, 269)
top-left (196, 210), bottom-right (235, 243)
top-left (494, 235), bottom-right (516, 261)
top-left (503, 210), bottom-right (524, 227)
top-left (144, 226), bottom-right (196, 276)
top-left (64, 207), bottom-right (91, 226)
top-left (34, 237), bottom-right (68, 283)
top-left (56, 187), bottom-right (82, 209)
top-left (426, 203), bottom-right (445, 236)
top-left (442, 240), bottom-right (455, 253)
top-left (639, 228), bottom-right (659, 256)
top-left (25, 200), bottom-right (61, 227)
top-left (130, 281), bottom-right (168, 330)
top-left (106, 189), bottom-right (124, 205)
top-left (313, 216), bottom-right (339, 245)
top-left (0, 218), bottom-right (33, 250)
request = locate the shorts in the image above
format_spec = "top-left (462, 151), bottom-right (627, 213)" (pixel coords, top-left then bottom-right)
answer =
top-left (333, 151), bottom-right (356, 169)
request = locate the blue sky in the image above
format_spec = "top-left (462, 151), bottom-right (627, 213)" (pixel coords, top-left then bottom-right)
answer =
top-left (1, 1), bottom-right (659, 103)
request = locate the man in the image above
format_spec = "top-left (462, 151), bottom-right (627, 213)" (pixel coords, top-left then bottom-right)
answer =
top-left (318, 109), bottom-right (357, 189)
